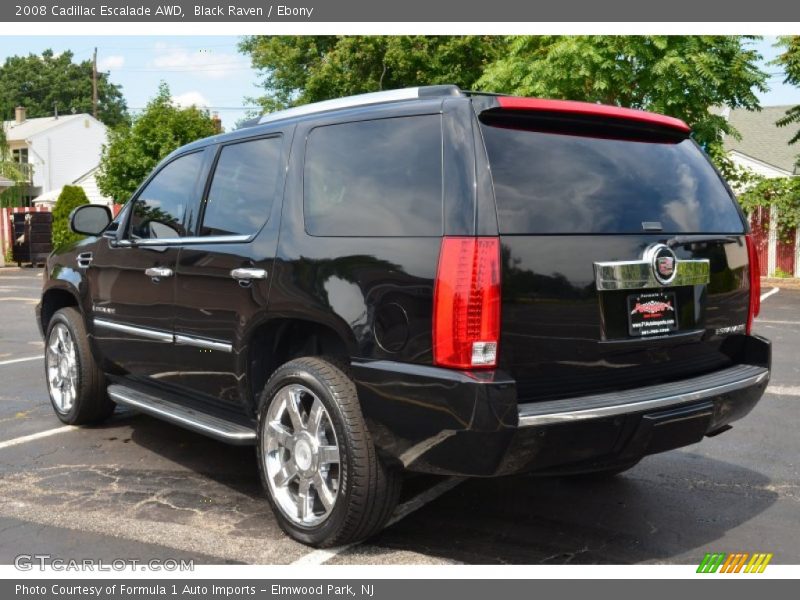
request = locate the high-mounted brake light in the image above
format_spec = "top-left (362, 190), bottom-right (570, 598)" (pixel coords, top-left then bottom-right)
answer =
top-left (745, 234), bottom-right (761, 335)
top-left (433, 237), bottom-right (501, 369)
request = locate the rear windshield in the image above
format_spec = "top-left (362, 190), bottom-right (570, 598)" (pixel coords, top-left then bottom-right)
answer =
top-left (480, 117), bottom-right (744, 235)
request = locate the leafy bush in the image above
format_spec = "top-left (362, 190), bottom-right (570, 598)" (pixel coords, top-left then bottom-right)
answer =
top-left (738, 177), bottom-right (800, 238)
top-left (52, 185), bottom-right (90, 249)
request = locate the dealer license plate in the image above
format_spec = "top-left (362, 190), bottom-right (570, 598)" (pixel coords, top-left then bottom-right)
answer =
top-left (627, 291), bottom-right (678, 337)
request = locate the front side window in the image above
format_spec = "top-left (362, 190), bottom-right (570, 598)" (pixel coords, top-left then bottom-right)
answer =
top-left (303, 115), bottom-right (443, 237)
top-left (129, 151), bottom-right (205, 240)
top-left (201, 136), bottom-right (283, 237)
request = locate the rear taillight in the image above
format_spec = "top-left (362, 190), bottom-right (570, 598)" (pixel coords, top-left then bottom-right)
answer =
top-left (746, 234), bottom-right (761, 335)
top-left (433, 237), bottom-right (501, 369)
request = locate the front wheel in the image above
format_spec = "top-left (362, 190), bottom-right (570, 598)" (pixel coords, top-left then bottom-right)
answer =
top-left (256, 357), bottom-right (401, 547)
top-left (44, 307), bottom-right (115, 425)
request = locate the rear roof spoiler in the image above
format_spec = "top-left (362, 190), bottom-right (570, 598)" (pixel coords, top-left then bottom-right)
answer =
top-left (482, 95), bottom-right (691, 134)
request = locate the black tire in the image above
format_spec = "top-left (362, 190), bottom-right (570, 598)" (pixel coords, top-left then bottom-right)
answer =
top-left (256, 356), bottom-right (401, 547)
top-left (44, 307), bottom-right (115, 425)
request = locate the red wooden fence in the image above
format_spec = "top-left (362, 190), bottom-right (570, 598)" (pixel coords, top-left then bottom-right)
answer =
top-left (777, 234), bottom-right (797, 276)
top-left (749, 207), bottom-right (769, 278)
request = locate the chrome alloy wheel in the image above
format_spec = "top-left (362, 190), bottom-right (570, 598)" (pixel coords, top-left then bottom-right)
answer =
top-left (263, 384), bottom-right (341, 527)
top-left (46, 323), bottom-right (78, 414)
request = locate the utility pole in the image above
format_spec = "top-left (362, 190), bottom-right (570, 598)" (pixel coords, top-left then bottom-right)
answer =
top-left (92, 47), bottom-right (98, 119)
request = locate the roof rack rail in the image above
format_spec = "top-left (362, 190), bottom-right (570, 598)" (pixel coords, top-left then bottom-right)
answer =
top-left (253, 85), bottom-right (462, 126)
top-left (461, 90), bottom-right (505, 97)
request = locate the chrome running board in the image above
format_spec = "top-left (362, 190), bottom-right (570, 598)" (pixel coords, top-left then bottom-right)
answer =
top-left (517, 364), bottom-right (769, 427)
top-left (108, 384), bottom-right (256, 445)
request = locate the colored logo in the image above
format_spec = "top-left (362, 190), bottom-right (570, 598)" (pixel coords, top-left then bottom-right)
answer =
top-left (630, 300), bottom-right (674, 316)
top-left (647, 244), bottom-right (679, 285)
top-left (696, 552), bottom-right (773, 573)
top-left (656, 256), bottom-right (675, 278)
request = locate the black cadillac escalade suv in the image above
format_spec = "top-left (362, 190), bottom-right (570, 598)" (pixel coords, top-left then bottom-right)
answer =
top-left (37, 86), bottom-right (770, 547)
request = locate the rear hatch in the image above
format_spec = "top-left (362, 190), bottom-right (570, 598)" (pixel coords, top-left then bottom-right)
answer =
top-left (476, 102), bottom-right (753, 403)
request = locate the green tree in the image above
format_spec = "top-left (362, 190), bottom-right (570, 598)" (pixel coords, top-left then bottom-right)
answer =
top-left (0, 49), bottom-right (127, 127)
top-left (775, 36), bottom-right (800, 150)
top-left (240, 35), bottom-right (767, 152)
top-left (478, 36), bottom-right (768, 148)
top-left (96, 82), bottom-right (217, 202)
top-left (239, 36), bottom-right (507, 111)
top-left (0, 125), bottom-right (26, 208)
top-left (51, 185), bottom-right (90, 249)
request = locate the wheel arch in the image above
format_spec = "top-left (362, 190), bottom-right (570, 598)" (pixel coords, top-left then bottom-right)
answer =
top-left (244, 317), bottom-right (355, 412)
top-left (40, 286), bottom-right (82, 335)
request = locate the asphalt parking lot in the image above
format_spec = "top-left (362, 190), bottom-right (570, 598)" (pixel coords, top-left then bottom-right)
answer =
top-left (1, 267), bottom-right (798, 565)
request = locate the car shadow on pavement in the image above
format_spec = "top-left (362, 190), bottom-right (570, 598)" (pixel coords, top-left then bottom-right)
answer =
top-left (97, 412), bottom-right (778, 565)
top-left (359, 455), bottom-right (778, 565)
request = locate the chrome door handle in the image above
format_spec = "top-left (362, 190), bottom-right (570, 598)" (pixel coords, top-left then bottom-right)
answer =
top-left (230, 268), bottom-right (268, 280)
top-left (76, 252), bottom-right (93, 269)
top-left (144, 267), bottom-right (173, 278)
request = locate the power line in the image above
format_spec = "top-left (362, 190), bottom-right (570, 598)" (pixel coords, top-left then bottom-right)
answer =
top-left (127, 106), bottom-right (259, 111)
top-left (107, 66), bottom-right (253, 73)
top-left (70, 42), bottom-right (242, 54)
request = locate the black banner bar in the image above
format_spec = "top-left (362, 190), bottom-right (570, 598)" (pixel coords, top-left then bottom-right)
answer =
top-left (4, 579), bottom-right (798, 600)
top-left (2, 0), bottom-right (800, 22)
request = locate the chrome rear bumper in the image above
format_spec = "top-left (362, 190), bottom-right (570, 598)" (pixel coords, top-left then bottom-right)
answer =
top-left (518, 364), bottom-right (769, 427)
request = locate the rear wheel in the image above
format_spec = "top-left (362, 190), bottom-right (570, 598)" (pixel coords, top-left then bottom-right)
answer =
top-left (257, 357), bottom-right (401, 547)
top-left (45, 307), bottom-right (114, 425)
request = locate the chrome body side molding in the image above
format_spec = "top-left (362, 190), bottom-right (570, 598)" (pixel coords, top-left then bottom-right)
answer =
top-left (175, 334), bottom-right (233, 353)
top-left (94, 319), bottom-right (231, 352)
top-left (93, 318), bottom-right (173, 342)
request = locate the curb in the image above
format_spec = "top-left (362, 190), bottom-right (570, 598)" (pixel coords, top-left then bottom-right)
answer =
top-left (761, 278), bottom-right (800, 291)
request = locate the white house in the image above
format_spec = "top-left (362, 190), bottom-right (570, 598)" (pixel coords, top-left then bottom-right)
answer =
top-left (724, 105), bottom-right (800, 277)
top-left (2, 106), bottom-right (111, 205)
top-left (29, 166), bottom-right (112, 207)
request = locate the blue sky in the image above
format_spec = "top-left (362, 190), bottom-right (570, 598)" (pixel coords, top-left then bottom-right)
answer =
top-left (0, 36), bottom-right (258, 129)
top-left (0, 36), bottom-right (798, 131)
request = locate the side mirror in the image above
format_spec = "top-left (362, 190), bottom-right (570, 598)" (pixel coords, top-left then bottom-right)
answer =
top-left (70, 205), bottom-right (112, 236)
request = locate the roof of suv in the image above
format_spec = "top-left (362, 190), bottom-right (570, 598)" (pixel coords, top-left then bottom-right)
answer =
top-left (173, 85), bottom-right (692, 157)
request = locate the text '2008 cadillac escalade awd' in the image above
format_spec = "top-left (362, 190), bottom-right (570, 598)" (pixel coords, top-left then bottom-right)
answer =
top-left (37, 85), bottom-right (770, 547)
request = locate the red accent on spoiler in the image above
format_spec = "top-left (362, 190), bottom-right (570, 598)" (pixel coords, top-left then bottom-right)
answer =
top-left (496, 97), bottom-right (691, 133)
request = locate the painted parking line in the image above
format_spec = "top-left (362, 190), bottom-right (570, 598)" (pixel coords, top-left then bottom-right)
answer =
top-left (0, 355), bottom-right (43, 367)
top-left (291, 476), bottom-right (464, 566)
top-left (760, 287), bottom-right (779, 303)
top-left (756, 319), bottom-right (800, 326)
top-left (766, 385), bottom-right (800, 397)
top-left (0, 426), bottom-right (75, 450)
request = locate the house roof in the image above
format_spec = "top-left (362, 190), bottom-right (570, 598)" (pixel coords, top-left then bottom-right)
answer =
top-left (73, 165), bottom-right (99, 184)
top-left (724, 106), bottom-right (799, 174)
top-left (1, 114), bottom-right (90, 141)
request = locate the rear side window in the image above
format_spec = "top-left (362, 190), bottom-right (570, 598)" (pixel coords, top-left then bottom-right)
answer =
top-left (201, 136), bottom-right (283, 237)
top-left (480, 118), bottom-right (744, 235)
top-left (304, 115), bottom-right (443, 236)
